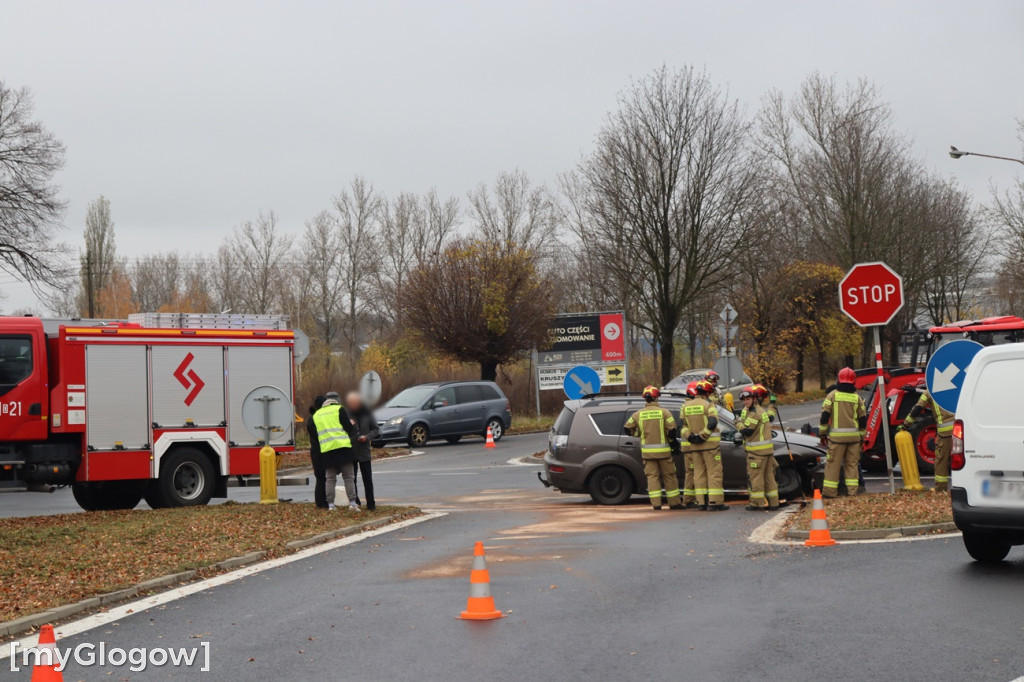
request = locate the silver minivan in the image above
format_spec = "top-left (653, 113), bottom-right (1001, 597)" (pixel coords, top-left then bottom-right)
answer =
top-left (373, 381), bottom-right (513, 448)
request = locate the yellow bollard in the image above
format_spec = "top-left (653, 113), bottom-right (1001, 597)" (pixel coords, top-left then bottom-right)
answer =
top-left (895, 430), bottom-right (925, 491)
top-left (259, 445), bottom-right (278, 504)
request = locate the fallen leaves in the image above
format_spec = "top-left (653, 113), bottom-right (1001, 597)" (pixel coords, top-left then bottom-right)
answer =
top-left (790, 491), bottom-right (952, 531)
top-left (0, 503), bottom-right (416, 622)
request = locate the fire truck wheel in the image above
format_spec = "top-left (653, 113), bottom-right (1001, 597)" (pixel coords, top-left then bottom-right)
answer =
top-left (908, 422), bottom-right (937, 475)
top-left (71, 480), bottom-right (145, 511)
top-left (157, 448), bottom-right (216, 507)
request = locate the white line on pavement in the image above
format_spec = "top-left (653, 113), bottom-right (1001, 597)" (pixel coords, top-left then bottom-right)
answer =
top-left (0, 512), bottom-right (447, 658)
top-left (429, 472), bottom-right (479, 476)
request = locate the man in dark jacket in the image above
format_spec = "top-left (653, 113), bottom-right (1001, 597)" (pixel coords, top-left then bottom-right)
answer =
top-left (346, 391), bottom-right (379, 511)
top-left (307, 395), bottom-right (327, 509)
top-left (314, 392), bottom-right (359, 511)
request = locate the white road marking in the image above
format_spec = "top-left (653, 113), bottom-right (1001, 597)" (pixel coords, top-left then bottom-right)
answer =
top-left (748, 507), bottom-right (959, 546)
top-left (429, 472), bottom-right (479, 476)
top-left (0, 512), bottom-right (446, 658)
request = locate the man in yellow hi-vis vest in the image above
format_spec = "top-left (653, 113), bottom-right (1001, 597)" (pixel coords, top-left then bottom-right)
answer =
top-left (625, 385), bottom-right (683, 510)
top-left (312, 392), bottom-right (358, 510)
top-left (819, 368), bottom-right (867, 498)
top-left (898, 381), bottom-right (955, 492)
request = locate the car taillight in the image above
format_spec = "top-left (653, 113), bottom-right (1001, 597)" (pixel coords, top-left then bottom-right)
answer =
top-left (505, 400), bottom-right (511, 413)
top-left (549, 465), bottom-right (565, 473)
top-left (951, 419), bottom-right (965, 471)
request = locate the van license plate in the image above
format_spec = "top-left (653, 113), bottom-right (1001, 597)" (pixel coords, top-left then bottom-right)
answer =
top-left (982, 479), bottom-right (1024, 499)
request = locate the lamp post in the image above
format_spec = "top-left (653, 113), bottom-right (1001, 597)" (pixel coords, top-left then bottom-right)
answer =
top-left (949, 145), bottom-right (1024, 166)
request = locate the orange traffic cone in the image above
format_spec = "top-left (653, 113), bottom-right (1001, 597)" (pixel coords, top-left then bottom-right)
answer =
top-left (459, 541), bottom-right (504, 620)
top-left (484, 427), bottom-right (496, 449)
top-left (804, 489), bottom-right (837, 547)
top-left (30, 624), bottom-right (64, 682)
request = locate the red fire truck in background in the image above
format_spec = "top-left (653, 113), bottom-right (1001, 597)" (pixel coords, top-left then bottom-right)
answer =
top-left (859, 316), bottom-right (1024, 473)
top-left (0, 313), bottom-right (304, 511)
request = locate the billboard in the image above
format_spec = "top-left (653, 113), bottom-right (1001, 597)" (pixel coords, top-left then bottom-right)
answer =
top-left (535, 312), bottom-right (628, 393)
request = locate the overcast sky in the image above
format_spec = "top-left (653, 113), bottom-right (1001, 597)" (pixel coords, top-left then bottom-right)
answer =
top-left (3, 0), bottom-right (1023, 312)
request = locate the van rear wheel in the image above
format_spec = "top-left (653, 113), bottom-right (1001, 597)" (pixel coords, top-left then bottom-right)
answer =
top-left (963, 532), bottom-right (1011, 563)
top-left (587, 465), bottom-right (634, 505)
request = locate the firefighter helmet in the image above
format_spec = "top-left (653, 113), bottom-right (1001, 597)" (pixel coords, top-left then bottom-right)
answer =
top-left (695, 379), bottom-right (714, 395)
top-left (705, 370), bottom-right (720, 385)
top-left (739, 387), bottom-right (755, 400)
top-left (752, 384), bottom-right (770, 401)
top-left (686, 381), bottom-right (698, 398)
top-left (642, 385), bottom-right (661, 401)
top-left (838, 367), bottom-right (857, 384)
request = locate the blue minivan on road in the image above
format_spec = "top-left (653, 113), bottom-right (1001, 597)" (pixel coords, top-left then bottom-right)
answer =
top-left (373, 381), bottom-right (513, 448)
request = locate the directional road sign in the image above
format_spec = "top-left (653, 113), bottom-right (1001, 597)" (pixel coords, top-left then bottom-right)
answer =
top-left (359, 370), bottom-right (383, 407)
top-left (839, 262), bottom-right (904, 327)
top-left (719, 304), bottom-right (737, 324)
top-left (563, 365), bottom-right (601, 399)
top-left (925, 340), bottom-right (984, 413)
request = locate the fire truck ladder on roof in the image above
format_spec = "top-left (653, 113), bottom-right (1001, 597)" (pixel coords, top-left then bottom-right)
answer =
top-left (127, 312), bottom-right (291, 330)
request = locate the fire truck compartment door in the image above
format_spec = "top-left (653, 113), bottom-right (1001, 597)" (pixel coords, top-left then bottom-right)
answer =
top-left (151, 346), bottom-right (225, 427)
top-left (86, 344), bottom-right (149, 450)
top-left (228, 346), bottom-right (293, 446)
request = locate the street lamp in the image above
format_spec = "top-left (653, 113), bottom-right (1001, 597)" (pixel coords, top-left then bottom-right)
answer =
top-left (948, 145), bottom-right (1024, 166)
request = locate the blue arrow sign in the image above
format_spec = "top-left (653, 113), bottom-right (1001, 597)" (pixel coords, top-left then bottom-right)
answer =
top-left (563, 365), bottom-right (601, 400)
top-left (925, 339), bottom-right (984, 413)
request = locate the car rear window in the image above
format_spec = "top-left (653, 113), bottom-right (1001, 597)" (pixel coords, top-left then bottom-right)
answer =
top-left (455, 385), bottom-right (482, 404)
top-left (590, 411), bottom-right (627, 436)
top-left (478, 385), bottom-right (501, 401)
top-left (552, 407), bottom-right (575, 436)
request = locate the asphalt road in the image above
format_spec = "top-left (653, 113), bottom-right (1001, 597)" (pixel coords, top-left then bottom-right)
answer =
top-left (2, 425), bottom-right (1018, 681)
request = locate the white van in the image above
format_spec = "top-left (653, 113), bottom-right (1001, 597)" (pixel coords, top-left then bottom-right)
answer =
top-left (951, 343), bottom-right (1024, 562)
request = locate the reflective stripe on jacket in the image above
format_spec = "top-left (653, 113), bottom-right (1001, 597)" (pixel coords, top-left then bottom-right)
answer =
top-left (312, 404), bottom-right (352, 453)
top-left (625, 402), bottom-right (676, 458)
top-left (681, 398), bottom-right (720, 451)
top-left (740, 406), bottom-right (773, 454)
top-left (821, 389), bottom-right (866, 444)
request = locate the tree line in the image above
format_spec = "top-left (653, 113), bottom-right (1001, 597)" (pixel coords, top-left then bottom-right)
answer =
top-left (1, 71), bottom-right (1021, 393)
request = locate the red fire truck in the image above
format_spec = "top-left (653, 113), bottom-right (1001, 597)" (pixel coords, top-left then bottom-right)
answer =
top-left (860, 316), bottom-right (1024, 473)
top-left (0, 314), bottom-right (302, 511)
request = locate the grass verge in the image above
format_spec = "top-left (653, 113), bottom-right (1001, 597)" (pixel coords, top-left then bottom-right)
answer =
top-left (509, 415), bottom-right (555, 434)
top-left (776, 389), bottom-right (827, 406)
top-left (789, 491), bottom-right (952, 532)
top-left (0, 503), bottom-right (416, 623)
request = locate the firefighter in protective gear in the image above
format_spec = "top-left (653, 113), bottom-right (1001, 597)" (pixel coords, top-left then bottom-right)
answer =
top-left (819, 367), bottom-right (867, 498)
top-left (625, 386), bottom-right (683, 510)
top-left (752, 383), bottom-right (786, 507)
top-left (705, 370), bottom-right (735, 414)
top-left (679, 381), bottom-right (699, 506)
top-left (683, 380), bottom-right (727, 511)
top-left (898, 383), bottom-right (954, 492)
top-left (738, 387), bottom-right (778, 509)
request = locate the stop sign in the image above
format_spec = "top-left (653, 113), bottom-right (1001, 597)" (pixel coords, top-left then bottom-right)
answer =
top-left (838, 261), bottom-right (904, 327)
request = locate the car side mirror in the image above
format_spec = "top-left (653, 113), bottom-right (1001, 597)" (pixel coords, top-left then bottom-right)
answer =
top-left (432, 401), bottom-right (445, 409)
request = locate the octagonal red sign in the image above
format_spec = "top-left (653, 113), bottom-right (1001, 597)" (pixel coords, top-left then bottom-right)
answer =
top-left (838, 261), bottom-right (904, 327)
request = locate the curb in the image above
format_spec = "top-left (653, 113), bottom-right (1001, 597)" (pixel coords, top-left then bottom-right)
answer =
top-left (0, 514), bottom-right (402, 639)
top-left (786, 521), bottom-right (957, 540)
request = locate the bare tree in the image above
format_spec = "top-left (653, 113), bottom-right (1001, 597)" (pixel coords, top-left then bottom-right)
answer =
top-left (131, 252), bottom-right (181, 312)
top-left (569, 65), bottom-right (762, 383)
top-left (467, 170), bottom-right (558, 255)
top-left (374, 192), bottom-right (420, 328)
top-left (919, 179), bottom-right (991, 324)
top-left (300, 210), bottom-right (345, 358)
top-left (0, 81), bottom-right (68, 290)
top-left (416, 188), bottom-right (459, 264)
top-left (333, 177), bottom-right (381, 371)
top-left (222, 210), bottom-right (293, 314)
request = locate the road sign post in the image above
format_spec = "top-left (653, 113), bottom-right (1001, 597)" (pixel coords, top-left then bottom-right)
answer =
top-left (719, 304), bottom-right (738, 386)
top-left (839, 262), bottom-right (905, 495)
